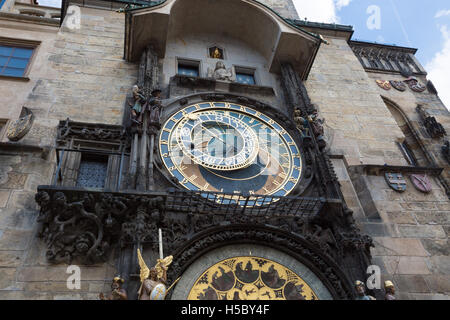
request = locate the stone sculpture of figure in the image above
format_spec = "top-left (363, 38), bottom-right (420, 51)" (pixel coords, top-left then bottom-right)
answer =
top-left (148, 88), bottom-right (163, 128)
top-left (212, 47), bottom-right (222, 59)
top-left (137, 249), bottom-right (173, 300)
top-left (208, 61), bottom-right (236, 82)
top-left (308, 110), bottom-right (327, 149)
top-left (355, 280), bottom-right (376, 300)
top-left (384, 281), bottom-right (396, 300)
top-left (129, 85), bottom-right (146, 124)
top-left (99, 276), bottom-right (128, 300)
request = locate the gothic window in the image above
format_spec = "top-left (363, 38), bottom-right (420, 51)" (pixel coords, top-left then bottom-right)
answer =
top-left (177, 59), bottom-right (200, 77)
top-left (76, 154), bottom-right (108, 188)
top-left (0, 45), bottom-right (34, 78)
top-left (397, 141), bottom-right (418, 167)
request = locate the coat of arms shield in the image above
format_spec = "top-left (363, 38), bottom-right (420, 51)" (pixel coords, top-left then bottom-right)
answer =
top-left (385, 173), bottom-right (407, 192)
top-left (410, 174), bottom-right (432, 193)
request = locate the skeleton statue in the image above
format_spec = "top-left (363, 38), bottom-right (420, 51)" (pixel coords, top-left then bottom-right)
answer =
top-left (208, 61), bottom-right (236, 82)
top-left (137, 249), bottom-right (175, 300)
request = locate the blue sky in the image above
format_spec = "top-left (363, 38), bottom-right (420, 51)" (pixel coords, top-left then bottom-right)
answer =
top-left (293, 0), bottom-right (450, 109)
top-left (38, 0), bottom-right (450, 108)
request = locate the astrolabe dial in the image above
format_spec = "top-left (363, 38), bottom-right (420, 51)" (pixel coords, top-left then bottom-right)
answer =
top-left (176, 110), bottom-right (259, 171)
top-left (159, 102), bottom-right (303, 200)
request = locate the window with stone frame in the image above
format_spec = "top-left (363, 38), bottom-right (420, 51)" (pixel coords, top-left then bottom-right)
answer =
top-left (235, 66), bottom-right (256, 85)
top-left (177, 58), bottom-right (200, 77)
top-left (397, 141), bottom-right (418, 167)
top-left (75, 153), bottom-right (109, 189)
top-left (0, 38), bottom-right (40, 79)
top-left (54, 120), bottom-right (128, 191)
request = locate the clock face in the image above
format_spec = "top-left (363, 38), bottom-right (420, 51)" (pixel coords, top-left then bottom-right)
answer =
top-left (159, 102), bottom-right (302, 200)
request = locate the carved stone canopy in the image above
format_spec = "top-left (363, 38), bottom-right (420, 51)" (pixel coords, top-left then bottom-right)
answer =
top-left (124, 0), bottom-right (321, 79)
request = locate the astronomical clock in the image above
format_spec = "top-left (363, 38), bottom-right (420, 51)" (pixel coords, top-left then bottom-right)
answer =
top-left (159, 102), bottom-right (303, 203)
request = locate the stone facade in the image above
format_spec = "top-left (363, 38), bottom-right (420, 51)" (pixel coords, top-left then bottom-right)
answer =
top-left (0, 0), bottom-right (448, 300)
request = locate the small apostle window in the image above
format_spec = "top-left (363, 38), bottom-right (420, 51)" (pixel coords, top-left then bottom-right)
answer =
top-left (178, 59), bottom-right (200, 77)
top-left (76, 153), bottom-right (108, 189)
top-left (209, 47), bottom-right (224, 59)
top-left (235, 67), bottom-right (256, 85)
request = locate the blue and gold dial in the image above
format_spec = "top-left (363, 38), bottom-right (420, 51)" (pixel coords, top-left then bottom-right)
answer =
top-left (159, 102), bottom-right (302, 198)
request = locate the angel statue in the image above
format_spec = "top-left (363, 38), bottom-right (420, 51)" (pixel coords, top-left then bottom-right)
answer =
top-left (137, 249), bottom-right (178, 300)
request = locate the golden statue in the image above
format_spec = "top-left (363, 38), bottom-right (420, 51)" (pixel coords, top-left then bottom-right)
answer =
top-left (137, 249), bottom-right (176, 300)
top-left (212, 47), bottom-right (222, 59)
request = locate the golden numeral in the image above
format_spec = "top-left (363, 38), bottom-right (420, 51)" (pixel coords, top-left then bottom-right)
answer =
top-left (289, 178), bottom-right (297, 183)
top-left (162, 153), bottom-right (169, 158)
top-left (168, 166), bottom-right (175, 171)
top-left (249, 190), bottom-right (255, 195)
top-left (273, 180), bottom-right (281, 186)
top-left (203, 183), bottom-right (209, 189)
top-left (190, 174), bottom-right (198, 181)
top-left (279, 172), bottom-right (287, 179)
top-left (160, 140), bottom-right (168, 144)
top-left (268, 119), bottom-right (275, 124)
top-left (181, 178), bottom-right (188, 184)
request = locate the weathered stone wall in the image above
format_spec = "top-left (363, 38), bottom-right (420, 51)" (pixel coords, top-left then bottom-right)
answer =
top-left (318, 36), bottom-right (450, 300)
top-left (367, 71), bottom-right (450, 181)
top-left (258, 0), bottom-right (299, 19)
top-left (0, 6), bottom-right (136, 300)
top-left (305, 36), bottom-right (408, 167)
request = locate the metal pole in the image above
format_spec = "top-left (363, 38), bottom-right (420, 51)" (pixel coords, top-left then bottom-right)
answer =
top-left (158, 228), bottom-right (163, 259)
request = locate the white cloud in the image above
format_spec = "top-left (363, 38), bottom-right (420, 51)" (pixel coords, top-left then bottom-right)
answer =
top-left (435, 10), bottom-right (450, 18)
top-left (292, 0), bottom-right (352, 23)
top-left (426, 25), bottom-right (450, 110)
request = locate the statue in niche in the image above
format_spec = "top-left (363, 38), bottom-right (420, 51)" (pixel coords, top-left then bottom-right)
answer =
top-left (208, 61), bottom-right (236, 82)
top-left (148, 88), bottom-right (163, 129)
top-left (129, 85), bottom-right (146, 124)
top-left (210, 47), bottom-right (223, 59)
